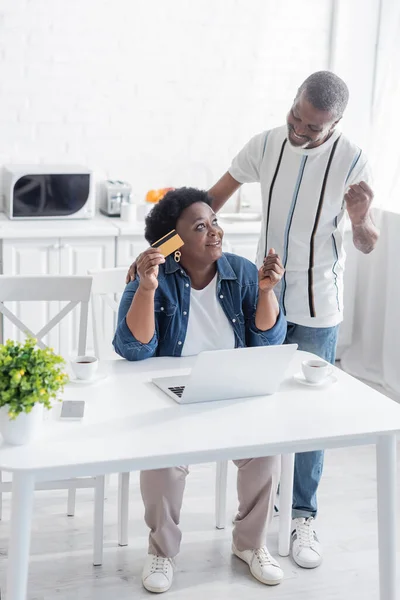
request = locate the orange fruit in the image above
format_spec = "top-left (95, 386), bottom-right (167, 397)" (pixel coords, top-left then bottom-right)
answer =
top-left (145, 189), bottom-right (160, 203)
top-left (146, 188), bottom-right (175, 203)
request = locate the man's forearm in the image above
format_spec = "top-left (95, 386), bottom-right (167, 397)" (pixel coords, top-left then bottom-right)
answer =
top-left (255, 289), bottom-right (279, 331)
top-left (208, 172), bottom-right (241, 213)
top-left (352, 212), bottom-right (379, 254)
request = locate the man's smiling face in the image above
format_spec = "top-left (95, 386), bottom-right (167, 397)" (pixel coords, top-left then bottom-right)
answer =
top-left (286, 90), bottom-right (339, 149)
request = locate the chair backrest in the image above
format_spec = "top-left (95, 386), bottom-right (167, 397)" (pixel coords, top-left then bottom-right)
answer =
top-left (0, 275), bottom-right (92, 355)
top-left (89, 267), bottom-right (128, 360)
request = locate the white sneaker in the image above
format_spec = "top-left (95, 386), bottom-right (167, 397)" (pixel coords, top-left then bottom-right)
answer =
top-left (291, 517), bottom-right (322, 569)
top-left (142, 554), bottom-right (174, 593)
top-left (232, 543), bottom-right (283, 585)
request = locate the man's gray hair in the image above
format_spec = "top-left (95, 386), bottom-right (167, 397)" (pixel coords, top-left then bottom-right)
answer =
top-left (297, 71), bottom-right (349, 120)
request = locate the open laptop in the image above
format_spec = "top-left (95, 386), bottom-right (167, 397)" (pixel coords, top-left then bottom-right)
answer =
top-left (152, 344), bottom-right (298, 404)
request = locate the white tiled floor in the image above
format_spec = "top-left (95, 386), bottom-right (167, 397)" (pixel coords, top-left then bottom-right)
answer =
top-left (0, 443), bottom-right (399, 599)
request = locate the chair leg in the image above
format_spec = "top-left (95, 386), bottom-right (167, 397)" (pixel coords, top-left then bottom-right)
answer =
top-left (278, 453), bottom-right (294, 557)
top-left (215, 461), bottom-right (228, 529)
top-left (93, 475), bottom-right (105, 566)
top-left (118, 472), bottom-right (130, 546)
top-left (67, 486), bottom-right (76, 517)
top-left (104, 474), bottom-right (111, 499)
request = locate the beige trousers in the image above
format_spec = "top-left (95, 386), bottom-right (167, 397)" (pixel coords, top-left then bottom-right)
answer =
top-left (140, 456), bottom-right (280, 557)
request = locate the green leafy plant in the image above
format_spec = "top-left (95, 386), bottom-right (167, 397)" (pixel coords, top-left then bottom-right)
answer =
top-left (0, 337), bottom-right (69, 420)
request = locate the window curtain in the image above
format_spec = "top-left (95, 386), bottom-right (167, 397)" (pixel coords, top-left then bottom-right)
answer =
top-left (340, 0), bottom-right (400, 397)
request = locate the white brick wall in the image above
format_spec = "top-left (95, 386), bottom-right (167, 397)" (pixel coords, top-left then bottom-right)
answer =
top-left (0, 0), bottom-right (331, 210)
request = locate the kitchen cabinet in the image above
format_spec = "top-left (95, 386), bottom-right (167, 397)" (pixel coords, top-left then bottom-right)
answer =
top-left (1, 232), bottom-right (116, 356)
top-left (59, 237), bottom-right (115, 356)
top-left (116, 235), bottom-right (148, 267)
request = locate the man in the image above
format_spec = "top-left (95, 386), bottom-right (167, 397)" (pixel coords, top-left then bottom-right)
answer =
top-left (126, 71), bottom-right (379, 569)
top-left (207, 70), bottom-right (379, 569)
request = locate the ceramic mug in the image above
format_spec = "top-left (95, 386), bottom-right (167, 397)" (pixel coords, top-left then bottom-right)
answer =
top-left (301, 359), bottom-right (332, 384)
top-left (120, 202), bottom-right (137, 222)
top-left (70, 355), bottom-right (99, 381)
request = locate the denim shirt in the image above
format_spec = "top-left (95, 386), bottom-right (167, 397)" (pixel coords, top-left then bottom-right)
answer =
top-left (113, 252), bottom-right (287, 361)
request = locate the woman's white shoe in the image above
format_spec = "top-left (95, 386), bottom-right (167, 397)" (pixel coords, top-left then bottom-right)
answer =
top-left (232, 544), bottom-right (284, 585)
top-left (142, 554), bottom-right (174, 593)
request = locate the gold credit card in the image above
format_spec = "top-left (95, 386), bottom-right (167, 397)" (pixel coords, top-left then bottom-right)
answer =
top-left (151, 230), bottom-right (184, 258)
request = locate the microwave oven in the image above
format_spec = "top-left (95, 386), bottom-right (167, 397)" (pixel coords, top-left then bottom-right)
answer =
top-left (3, 165), bottom-right (95, 220)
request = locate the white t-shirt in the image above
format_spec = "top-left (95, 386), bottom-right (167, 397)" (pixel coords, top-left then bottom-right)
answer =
top-left (229, 125), bottom-right (372, 327)
top-left (181, 274), bottom-right (235, 357)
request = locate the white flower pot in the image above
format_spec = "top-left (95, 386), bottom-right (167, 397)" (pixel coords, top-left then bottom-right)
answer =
top-left (0, 403), bottom-right (43, 446)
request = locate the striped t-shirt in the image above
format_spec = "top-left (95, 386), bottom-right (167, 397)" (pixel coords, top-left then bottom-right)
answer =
top-left (229, 125), bottom-right (371, 328)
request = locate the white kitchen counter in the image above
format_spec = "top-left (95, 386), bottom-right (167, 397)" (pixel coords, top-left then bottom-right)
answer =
top-left (0, 213), bottom-right (118, 239)
top-left (0, 212), bottom-right (262, 239)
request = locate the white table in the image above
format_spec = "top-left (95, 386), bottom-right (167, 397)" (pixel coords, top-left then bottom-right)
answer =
top-left (1, 351), bottom-right (399, 599)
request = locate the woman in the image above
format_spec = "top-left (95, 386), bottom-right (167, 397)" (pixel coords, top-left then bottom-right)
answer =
top-left (113, 187), bottom-right (286, 593)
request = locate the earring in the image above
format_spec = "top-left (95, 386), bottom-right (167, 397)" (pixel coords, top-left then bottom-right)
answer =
top-left (174, 250), bottom-right (181, 263)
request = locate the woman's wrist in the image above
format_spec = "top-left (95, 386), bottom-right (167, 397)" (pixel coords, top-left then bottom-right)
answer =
top-left (258, 287), bottom-right (276, 298)
top-left (137, 282), bottom-right (157, 296)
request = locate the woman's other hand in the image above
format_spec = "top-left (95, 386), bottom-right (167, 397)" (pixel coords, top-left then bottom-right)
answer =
top-left (136, 248), bottom-right (165, 292)
top-left (258, 248), bottom-right (285, 293)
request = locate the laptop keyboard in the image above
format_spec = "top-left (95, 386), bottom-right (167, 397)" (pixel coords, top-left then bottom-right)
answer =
top-left (168, 386), bottom-right (185, 398)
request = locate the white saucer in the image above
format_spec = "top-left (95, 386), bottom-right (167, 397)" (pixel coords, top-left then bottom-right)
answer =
top-left (68, 371), bottom-right (108, 386)
top-left (293, 372), bottom-right (337, 387)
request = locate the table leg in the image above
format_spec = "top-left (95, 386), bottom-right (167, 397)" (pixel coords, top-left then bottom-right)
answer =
top-left (376, 434), bottom-right (397, 600)
top-left (118, 472), bottom-right (130, 546)
top-left (278, 452), bottom-right (294, 557)
top-left (6, 472), bottom-right (35, 600)
top-left (93, 475), bottom-right (105, 566)
top-left (215, 461), bottom-right (228, 530)
top-left (67, 486), bottom-right (76, 517)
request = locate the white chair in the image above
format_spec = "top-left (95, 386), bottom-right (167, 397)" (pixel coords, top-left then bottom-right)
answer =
top-left (90, 266), bottom-right (229, 546)
top-left (0, 275), bottom-right (105, 566)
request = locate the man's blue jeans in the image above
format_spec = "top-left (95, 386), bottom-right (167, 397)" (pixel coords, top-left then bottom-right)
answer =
top-left (285, 322), bottom-right (339, 519)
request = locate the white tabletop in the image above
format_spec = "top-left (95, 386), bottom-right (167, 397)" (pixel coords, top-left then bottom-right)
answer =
top-left (1, 351), bottom-right (400, 479)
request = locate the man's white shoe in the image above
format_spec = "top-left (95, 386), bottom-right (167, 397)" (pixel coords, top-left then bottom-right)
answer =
top-left (142, 554), bottom-right (174, 593)
top-left (291, 517), bottom-right (322, 569)
top-left (232, 544), bottom-right (283, 585)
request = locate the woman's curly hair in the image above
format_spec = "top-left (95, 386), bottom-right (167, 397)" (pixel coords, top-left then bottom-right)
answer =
top-left (144, 187), bottom-right (212, 245)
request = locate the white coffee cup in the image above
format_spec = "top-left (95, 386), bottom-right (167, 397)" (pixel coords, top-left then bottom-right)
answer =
top-left (301, 359), bottom-right (332, 384)
top-left (120, 202), bottom-right (137, 222)
top-left (70, 356), bottom-right (99, 381)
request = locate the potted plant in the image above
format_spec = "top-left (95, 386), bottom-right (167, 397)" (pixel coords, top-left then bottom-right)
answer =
top-left (0, 337), bottom-right (69, 445)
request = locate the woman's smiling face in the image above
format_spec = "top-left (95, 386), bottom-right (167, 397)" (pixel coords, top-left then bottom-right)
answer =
top-left (175, 201), bottom-right (224, 266)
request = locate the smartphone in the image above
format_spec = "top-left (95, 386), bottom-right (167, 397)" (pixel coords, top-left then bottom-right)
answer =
top-left (60, 400), bottom-right (85, 420)
top-left (151, 230), bottom-right (184, 258)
